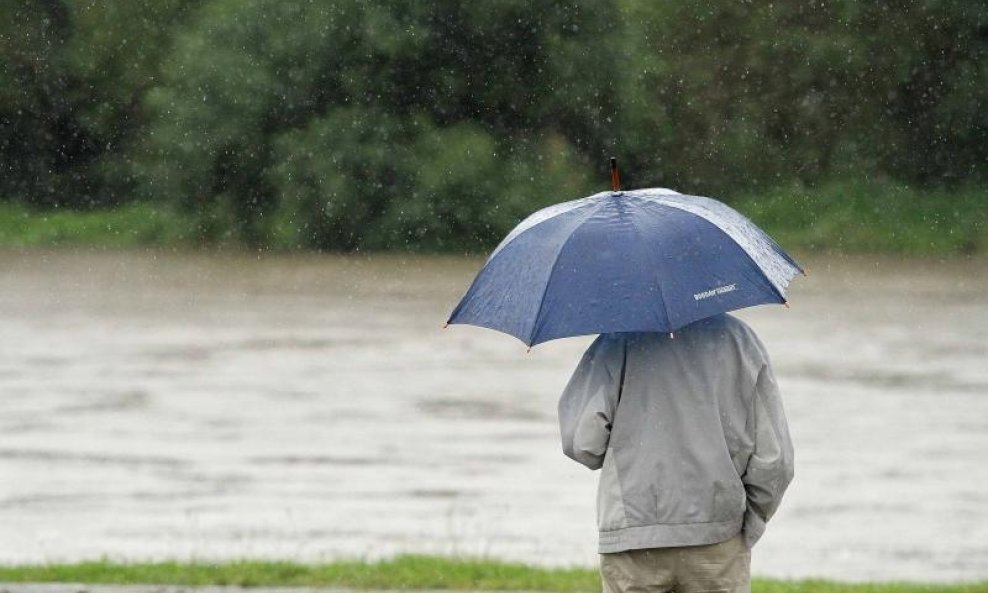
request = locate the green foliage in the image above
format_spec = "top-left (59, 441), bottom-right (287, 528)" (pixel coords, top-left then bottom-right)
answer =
top-left (1, 0), bottom-right (986, 251)
top-left (134, 0), bottom-right (612, 248)
top-left (0, 0), bottom-right (197, 207)
top-left (0, 0), bottom-right (77, 204)
top-left (0, 557), bottom-right (986, 592)
top-left (64, 0), bottom-right (201, 203)
top-left (266, 108), bottom-right (591, 251)
top-left (617, 1), bottom-right (988, 194)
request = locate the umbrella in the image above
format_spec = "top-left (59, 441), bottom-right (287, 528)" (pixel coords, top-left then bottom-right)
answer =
top-left (447, 159), bottom-right (804, 347)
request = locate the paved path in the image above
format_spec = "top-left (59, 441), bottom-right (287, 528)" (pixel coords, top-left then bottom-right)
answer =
top-left (0, 586), bottom-right (493, 593)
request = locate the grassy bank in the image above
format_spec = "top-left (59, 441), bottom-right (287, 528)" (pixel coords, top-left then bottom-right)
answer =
top-left (1, 180), bottom-right (985, 254)
top-left (737, 180), bottom-right (987, 255)
top-left (0, 556), bottom-right (985, 592)
top-left (0, 201), bottom-right (199, 249)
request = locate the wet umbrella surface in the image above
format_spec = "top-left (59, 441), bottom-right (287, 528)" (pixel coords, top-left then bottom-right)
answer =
top-left (449, 163), bottom-right (803, 346)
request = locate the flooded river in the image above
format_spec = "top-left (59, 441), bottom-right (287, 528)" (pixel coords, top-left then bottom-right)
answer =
top-left (0, 250), bottom-right (986, 582)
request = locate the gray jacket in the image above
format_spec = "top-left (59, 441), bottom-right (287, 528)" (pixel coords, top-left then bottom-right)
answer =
top-left (558, 314), bottom-right (793, 553)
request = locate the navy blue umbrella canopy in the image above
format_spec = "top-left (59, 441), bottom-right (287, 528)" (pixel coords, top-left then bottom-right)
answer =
top-left (447, 185), bottom-right (803, 347)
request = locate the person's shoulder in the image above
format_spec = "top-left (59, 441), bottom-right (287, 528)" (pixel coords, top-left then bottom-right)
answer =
top-left (720, 313), bottom-right (754, 335)
top-left (688, 314), bottom-right (764, 350)
top-left (720, 314), bottom-right (770, 360)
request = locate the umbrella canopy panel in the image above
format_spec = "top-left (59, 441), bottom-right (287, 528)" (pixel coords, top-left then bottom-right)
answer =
top-left (448, 189), bottom-right (802, 346)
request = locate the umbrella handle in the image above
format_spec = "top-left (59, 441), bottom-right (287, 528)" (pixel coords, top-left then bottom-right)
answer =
top-left (610, 157), bottom-right (621, 191)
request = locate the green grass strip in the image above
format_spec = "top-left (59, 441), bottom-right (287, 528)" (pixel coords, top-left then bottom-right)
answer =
top-left (1, 179), bottom-right (986, 254)
top-left (0, 201), bottom-right (199, 248)
top-left (0, 556), bottom-right (985, 592)
top-left (738, 180), bottom-right (988, 256)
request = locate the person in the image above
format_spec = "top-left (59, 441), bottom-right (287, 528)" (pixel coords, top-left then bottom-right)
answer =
top-left (558, 314), bottom-right (794, 593)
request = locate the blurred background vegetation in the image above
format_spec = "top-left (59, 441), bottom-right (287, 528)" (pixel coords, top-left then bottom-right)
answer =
top-left (1, 0), bottom-right (985, 253)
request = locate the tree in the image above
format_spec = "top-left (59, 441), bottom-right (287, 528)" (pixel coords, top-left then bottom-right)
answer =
top-left (138, 0), bottom-right (615, 248)
top-left (0, 0), bottom-right (198, 207)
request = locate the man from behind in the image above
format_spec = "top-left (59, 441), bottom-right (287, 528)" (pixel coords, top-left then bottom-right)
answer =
top-left (558, 314), bottom-right (794, 593)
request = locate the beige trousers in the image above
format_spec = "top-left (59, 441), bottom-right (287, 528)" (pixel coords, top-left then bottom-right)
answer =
top-left (599, 534), bottom-right (750, 593)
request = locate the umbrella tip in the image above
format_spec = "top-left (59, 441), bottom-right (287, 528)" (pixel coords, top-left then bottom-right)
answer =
top-left (783, 301), bottom-right (791, 309)
top-left (610, 157), bottom-right (621, 192)
top-left (443, 321), bottom-right (449, 328)
top-left (526, 346), bottom-right (532, 354)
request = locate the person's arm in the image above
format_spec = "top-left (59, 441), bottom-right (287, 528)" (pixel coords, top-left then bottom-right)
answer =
top-left (741, 362), bottom-right (795, 548)
top-left (557, 334), bottom-right (626, 470)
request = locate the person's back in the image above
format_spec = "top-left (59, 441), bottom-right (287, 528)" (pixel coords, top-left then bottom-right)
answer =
top-left (558, 314), bottom-right (793, 593)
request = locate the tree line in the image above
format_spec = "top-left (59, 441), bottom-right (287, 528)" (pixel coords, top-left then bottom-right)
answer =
top-left (1, 0), bottom-right (985, 250)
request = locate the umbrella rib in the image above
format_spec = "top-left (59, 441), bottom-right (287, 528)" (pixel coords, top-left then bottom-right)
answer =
top-left (525, 201), bottom-right (609, 346)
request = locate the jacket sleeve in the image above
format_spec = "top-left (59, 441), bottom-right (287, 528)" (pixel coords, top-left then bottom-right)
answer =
top-left (741, 362), bottom-right (795, 548)
top-left (557, 334), bottom-right (626, 470)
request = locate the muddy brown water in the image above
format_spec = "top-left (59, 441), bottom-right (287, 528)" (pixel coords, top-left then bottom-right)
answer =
top-left (0, 250), bottom-right (986, 581)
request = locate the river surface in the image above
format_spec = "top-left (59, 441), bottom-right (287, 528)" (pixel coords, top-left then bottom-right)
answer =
top-left (0, 250), bottom-right (986, 582)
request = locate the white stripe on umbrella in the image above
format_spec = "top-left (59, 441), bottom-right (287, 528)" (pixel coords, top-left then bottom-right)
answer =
top-left (487, 192), bottom-right (603, 260)
top-left (489, 188), bottom-right (682, 261)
